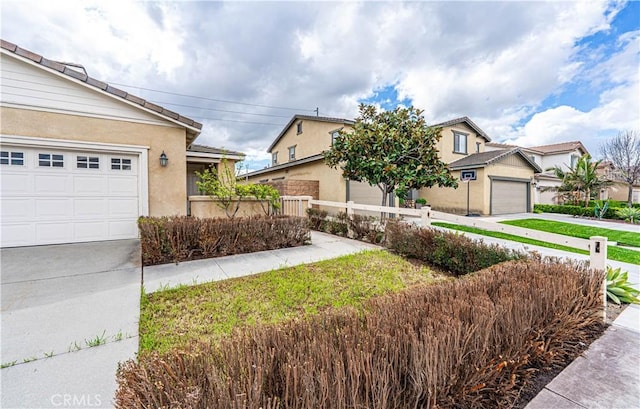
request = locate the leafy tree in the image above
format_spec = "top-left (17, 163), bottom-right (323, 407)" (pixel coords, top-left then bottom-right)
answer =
top-left (196, 159), bottom-right (280, 218)
top-left (324, 104), bottom-right (457, 208)
top-left (600, 130), bottom-right (640, 207)
top-left (547, 154), bottom-right (610, 207)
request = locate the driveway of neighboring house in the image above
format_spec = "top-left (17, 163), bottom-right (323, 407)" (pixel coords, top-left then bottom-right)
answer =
top-left (1, 240), bottom-right (142, 409)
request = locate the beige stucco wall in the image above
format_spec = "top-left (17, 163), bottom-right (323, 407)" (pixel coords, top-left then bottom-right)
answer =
top-left (420, 155), bottom-right (535, 215)
top-left (189, 196), bottom-right (271, 218)
top-left (270, 120), bottom-right (352, 163)
top-left (436, 123), bottom-right (486, 164)
top-left (1, 107), bottom-right (188, 216)
top-left (420, 169), bottom-right (483, 215)
top-left (246, 159), bottom-right (347, 203)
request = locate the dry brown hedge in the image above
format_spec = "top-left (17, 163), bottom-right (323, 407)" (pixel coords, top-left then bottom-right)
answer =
top-left (385, 220), bottom-right (525, 276)
top-left (116, 258), bottom-right (603, 408)
top-left (138, 215), bottom-right (311, 266)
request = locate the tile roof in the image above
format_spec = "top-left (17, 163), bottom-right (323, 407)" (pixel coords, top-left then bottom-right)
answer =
top-left (431, 116), bottom-right (491, 141)
top-left (1, 39), bottom-right (202, 134)
top-left (267, 114), bottom-right (354, 153)
top-left (244, 153), bottom-right (325, 177)
top-left (449, 148), bottom-right (541, 172)
top-left (524, 141), bottom-right (589, 155)
top-left (486, 141), bottom-right (518, 149)
top-left (188, 144), bottom-right (245, 157)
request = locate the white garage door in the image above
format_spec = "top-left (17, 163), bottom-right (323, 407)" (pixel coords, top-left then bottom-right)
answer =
top-left (1, 145), bottom-right (140, 247)
top-left (491, 180), bottom-right (529, 215)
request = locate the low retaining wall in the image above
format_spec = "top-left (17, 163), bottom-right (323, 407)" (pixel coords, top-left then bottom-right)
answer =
top-left (189, 196), bottom-right (271, 218)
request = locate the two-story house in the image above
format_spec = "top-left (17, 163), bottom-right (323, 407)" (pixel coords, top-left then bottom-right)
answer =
top-left (246, 115), bottom-right (541, 215)
top-left (486, 141), bottom-right (589, 204)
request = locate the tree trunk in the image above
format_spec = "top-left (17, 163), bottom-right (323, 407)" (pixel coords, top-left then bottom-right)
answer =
top-left (628, 184), bottom-right (634, 207)
top-left (584, 188), bottom-right (591, 208)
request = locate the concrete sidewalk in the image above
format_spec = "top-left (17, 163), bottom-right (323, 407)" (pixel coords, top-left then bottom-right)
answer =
top-left (143, 230), bottom-right (380, 293)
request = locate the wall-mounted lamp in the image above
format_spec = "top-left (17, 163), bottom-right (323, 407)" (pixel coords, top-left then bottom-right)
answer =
top-left (159, 151), bottom-right (168, 167)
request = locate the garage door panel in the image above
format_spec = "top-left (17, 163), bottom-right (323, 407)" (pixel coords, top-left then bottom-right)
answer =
top-left (74, 198), bottom-right (107, 217)
top-left (35, 198), bottom-right (72, 218)
top-left (108, 198), bottom-right (138, 217)
top-left (109, 220), bottom-right (138, 238)
top-left (1, 198), bottom-right (34, 219)
top-left (108, 177), bottom-right (137, 195)
top-left (74, 222), bottom-right (109, 241)
top-left (1, 223), bottom-right (36, 246)
top-left (74, 176), bottom-right (108, 194)
top-left (34, 174), bottom-right (71, 193)
top-left (1, 144), bottom-right (141, 247)
top-left (36, 222), bottom-right (73, 244)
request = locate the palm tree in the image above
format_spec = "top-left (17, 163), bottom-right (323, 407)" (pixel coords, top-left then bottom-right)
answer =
top-left (548, 154), bottom-right (610, 207)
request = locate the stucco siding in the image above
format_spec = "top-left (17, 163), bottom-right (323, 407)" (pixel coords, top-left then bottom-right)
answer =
top-left (420, 169), bottom-right (483, 215)
top-left (1, 107), bottom-right (187, 216)
top-left (270, 120), bottom-right (352, 163)
top-left (436, 123), bottom-right (484, 164)
top-left (246, 160), bottom-right (346, 203)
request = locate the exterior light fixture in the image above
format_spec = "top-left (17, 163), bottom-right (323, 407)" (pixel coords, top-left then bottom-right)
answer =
top-left (159, 151), bottom-right (168, 167)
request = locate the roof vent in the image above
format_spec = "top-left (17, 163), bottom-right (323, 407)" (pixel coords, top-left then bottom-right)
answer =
top-left (55, 61), bottom-right (87, 76)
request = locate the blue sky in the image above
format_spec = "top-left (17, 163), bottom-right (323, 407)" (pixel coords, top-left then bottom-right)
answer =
top-left (1, 0), bottom-right (638, 171)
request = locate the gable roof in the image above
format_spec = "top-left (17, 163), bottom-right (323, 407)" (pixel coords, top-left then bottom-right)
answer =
top-left (431, 116), bottom-right (491, 141)
top-left (449, 148), bottom-right (541, 172)
top-left (523, 141), bottom-right (589, 156)
top-left (486, 141), bottom-right (517, 149)
top-left (1, 39), bottom-right (202, 141)
top-left (188, 144), bottom-right (245, 157)
top-left (267, 114), bottom-right (354, 152)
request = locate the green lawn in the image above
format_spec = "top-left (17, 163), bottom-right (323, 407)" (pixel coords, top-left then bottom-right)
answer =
top-left (140, 250), bottom-right (441, 354)
top-left (432, 222), bottom-right (640, 265)
top-left (501, 219), bottom-right (640, 248)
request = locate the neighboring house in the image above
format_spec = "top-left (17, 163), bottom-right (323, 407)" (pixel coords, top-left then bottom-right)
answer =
top-left (0, 40), bottom-right (243, 247)
top-left (246, 115), bottom-right (541, 215)
top-left (597, 161), bottom-right (640, 204)
top-left (487, 141), bottom-right (589, 205)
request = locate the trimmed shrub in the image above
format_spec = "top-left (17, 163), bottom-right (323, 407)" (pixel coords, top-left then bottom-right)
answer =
top-left (138, 216), bottom-right (310, 266)
top-left (116, 258), bottom-right (603, 409)
top-left (384, 221), bottom-right (525, 276)
top-left (306, 209), bottom-right (385, 244)
top-left (534, 204), bottom-right (621, 220)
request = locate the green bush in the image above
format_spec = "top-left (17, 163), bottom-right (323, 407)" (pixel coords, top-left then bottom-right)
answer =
top-left (117, 258), bottom-right (603, 409)
top-left (533, 204), bottom-right (621, 220)
top-left (616, 207), bottom-right (640, 224)
top-left (384, 221), bottom-right (525, 276)
top-left (138, 216), bottom-right (310, 266)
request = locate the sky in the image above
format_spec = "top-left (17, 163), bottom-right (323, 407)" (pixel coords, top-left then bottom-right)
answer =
top-left (1, 0), bottom-right (638, 171)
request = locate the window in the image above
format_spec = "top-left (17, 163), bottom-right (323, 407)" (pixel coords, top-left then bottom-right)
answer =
top-left (530, 155), bottom-right (536, 163)
top-left (570, 154), bottom-right (579, 168)
top-left (288, 146), bottom-right (296, 160)
top-left (331, 131), bottom-right (340, 145)
top-left (476, 142), bottom-right (481, 153)
top-left (296, 121), bottom-right (303, 134)
top-left (111, 157), bottom-right (132, 170)
top-left (39, 153), bottom-right (64, 167)
top-left (272, 152), bottom-right (278, 165)
top-left (1, 151), bottom-right (24, 166)
top-left (77, 156), bottom-right (100, 169)
top-left (453, 132), bottom-right (467, 154)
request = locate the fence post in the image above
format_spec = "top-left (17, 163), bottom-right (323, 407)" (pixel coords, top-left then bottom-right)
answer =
top-left (347, 201), bottom-right (355, 217)
top-left (589, 236), bottom-right (608, 322)
top-left (421, 206), bottom-right (431, 226)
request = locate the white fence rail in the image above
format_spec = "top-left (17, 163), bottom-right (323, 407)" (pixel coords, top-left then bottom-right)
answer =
top-left (300, 198), bottom-right (608, 270)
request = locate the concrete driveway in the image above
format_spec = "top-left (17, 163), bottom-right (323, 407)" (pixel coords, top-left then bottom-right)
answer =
top-left (1, 239), bottom-right (142, 409)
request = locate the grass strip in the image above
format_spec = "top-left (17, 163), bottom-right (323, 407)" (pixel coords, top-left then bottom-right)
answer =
top-left (501, 218), bottom-right (640, 248)
top-left (139, 250), bottom-right (440, 355)
top-left (432, 222), bottom-right (640, 265)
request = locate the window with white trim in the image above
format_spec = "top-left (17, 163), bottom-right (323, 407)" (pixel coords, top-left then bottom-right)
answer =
top-left (39, 153), bottom-right (64, 167)
top-left (476, 142), bottom-right (481, 153)
top-left (453, 132), bottom-right (468, 154)
top-left (331, 131), bottom-right (340, 145)
top-left (77, 156), bottom-right (100, 169)
top-left (288, 146), bottom-right (296, 160)
top-left (296, 121), bottom-right (303, 134)
top-left (111, 158), bottom-right (132, 170)
top-left (272, 152), bottom-right (278, 166)
top-left (0, 151), bottom-right (24, 166)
